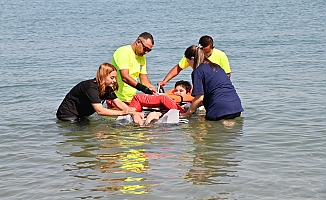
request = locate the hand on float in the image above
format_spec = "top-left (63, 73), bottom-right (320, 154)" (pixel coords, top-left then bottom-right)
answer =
top-left (127, 107), bottom-right (137, 114)
top-left (157, 81), bottom-right (166, 87)
top-left (121, 108), bottom-right (130, 115)
top-left (180, 112), bottom-right (191, 118)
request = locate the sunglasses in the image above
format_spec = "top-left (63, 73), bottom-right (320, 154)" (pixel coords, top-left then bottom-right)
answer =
top-left (139, 39), bottom-right (152, 52)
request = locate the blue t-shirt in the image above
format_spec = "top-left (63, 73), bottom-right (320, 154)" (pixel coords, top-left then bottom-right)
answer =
top-left (191, 63), bottom-right (243, 119)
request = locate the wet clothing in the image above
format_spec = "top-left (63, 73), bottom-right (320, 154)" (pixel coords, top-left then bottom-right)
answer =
top-left (129, 94), bottom-right (186, 113)
top-left (56, 79), bottom-right (117, 121)
top-left (179, 48), bottom-right (231, 74)
top-left (191, 64), bottom-right (243, 120)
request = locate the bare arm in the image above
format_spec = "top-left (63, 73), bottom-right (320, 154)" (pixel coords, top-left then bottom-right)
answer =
top-left (139, 74), bottom-right (157, 93)
top-left (120, 69), bottom-right (138, 87)
top-left (182, 95), bottom-right (204, 116)
top-left (158, 64), bottom-right (183, 87)
top-left (92, 103), bottom-right (129, 116)
top-left (112, 98), bottom-right (137, 114)
top-left (120, 69), bottom-right (156, 93)
top-left (111, 98), bottom-right (129, 110)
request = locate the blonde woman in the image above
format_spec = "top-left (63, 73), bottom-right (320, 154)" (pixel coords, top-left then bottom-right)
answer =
top-left (56, 63), bottom-right (131, 122)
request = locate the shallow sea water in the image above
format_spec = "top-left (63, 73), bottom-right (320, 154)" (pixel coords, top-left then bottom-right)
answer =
top-left (1, 0), bottom-right (325, 199)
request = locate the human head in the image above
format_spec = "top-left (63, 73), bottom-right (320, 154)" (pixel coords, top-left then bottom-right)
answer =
top-left (198, 35), bottom-right (214, 57)
top-left (135, 32), bottom-right (154, 56)
top-left (174, 80), bottom-right (192, 95)
top-left (184, 45), bottom-right (206, 69)
top-left (96, 63), bottom-right (118, 96)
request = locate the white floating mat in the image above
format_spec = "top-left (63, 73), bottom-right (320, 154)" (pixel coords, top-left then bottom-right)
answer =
top-left (156, 109), bottom-right (180, 123)
top-left (116, 109), bottom-right (188, 124)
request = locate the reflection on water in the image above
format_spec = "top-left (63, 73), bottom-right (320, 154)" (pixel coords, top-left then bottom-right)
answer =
top-left (57, 117), bottom-right (244, 197)
top-left (95, 131), bottom-right (152, 195)
top-left (184, 118), bottom-right (244, 185)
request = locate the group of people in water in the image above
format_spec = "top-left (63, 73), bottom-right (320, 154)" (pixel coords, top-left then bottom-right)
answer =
top-left (56, 32), bottom-right (244, 125)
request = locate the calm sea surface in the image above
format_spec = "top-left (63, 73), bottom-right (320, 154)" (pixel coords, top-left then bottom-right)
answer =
top-left (1, 0), bottom-right (325, 199)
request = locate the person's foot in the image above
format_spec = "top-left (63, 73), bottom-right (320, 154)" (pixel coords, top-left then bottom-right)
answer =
top-left (132, 112), bottom-right (144, 125)
top-left (221, 119), bottom-right (235, 128)
top-left (144, 112), bottom-right (162, 125)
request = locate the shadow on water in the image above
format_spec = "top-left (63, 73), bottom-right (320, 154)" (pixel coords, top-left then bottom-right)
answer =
top-left (55, 116), bottom-right (244, 198)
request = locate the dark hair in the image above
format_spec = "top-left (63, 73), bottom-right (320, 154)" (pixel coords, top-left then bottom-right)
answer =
top-left (138, 32), bottom-right (154, 45)
top-left (184, 45), bottom-right (217, 71)
top-left (175, 80), bottom-right (192, 93)
top-left (198, 35), bottom-right (213, 48)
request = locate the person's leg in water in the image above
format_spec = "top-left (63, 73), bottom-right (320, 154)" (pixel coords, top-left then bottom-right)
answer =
top-left (132, 112), bottom-right (144, 125)
top-left (144, 111), bottom-right (162, 125)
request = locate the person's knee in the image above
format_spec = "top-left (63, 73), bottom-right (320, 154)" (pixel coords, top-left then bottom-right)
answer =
top-left (145, 112), bottom-right (162, 125)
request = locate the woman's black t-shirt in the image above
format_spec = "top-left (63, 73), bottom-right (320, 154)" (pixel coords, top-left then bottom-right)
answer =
top-left (56, 79), bottom-right (117, 119)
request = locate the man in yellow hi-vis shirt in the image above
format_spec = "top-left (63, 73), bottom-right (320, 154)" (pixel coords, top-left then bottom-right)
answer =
top-left (158, 35), bottom-right (231, 87)
top-left (107, 32), bottom-right (157, 107)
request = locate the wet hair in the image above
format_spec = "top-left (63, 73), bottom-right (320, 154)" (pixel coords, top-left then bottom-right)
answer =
top-left (184, 45), bottom-right (217, 71)
top-left (138, 32), bottom-right (154, 45)
top-left (96, 63), bottom-right (118, 96)
top-left (175, 80), bottom-right (192, 93)
top-left (198, 35), bottom-right (214, 48)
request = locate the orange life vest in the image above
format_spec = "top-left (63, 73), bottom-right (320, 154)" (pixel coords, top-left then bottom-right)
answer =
top-left (164, 89), bottom-right (194, 103)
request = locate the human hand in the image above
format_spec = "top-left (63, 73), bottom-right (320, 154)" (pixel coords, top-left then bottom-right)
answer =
top-left (157, 81), bottom-right (166, 87)
top-left (148, 84), bottom-right (157, 93)
top-left (128, 107), bottom-right (137, 114)
top-left (132, 112), bottom-right (144, 125)
top-left (180, 112), bottom-right (191, 118)
top-left (121, 108), bottom-right (129, 115)
top-left (133, 112), bottom-right (144, 119)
